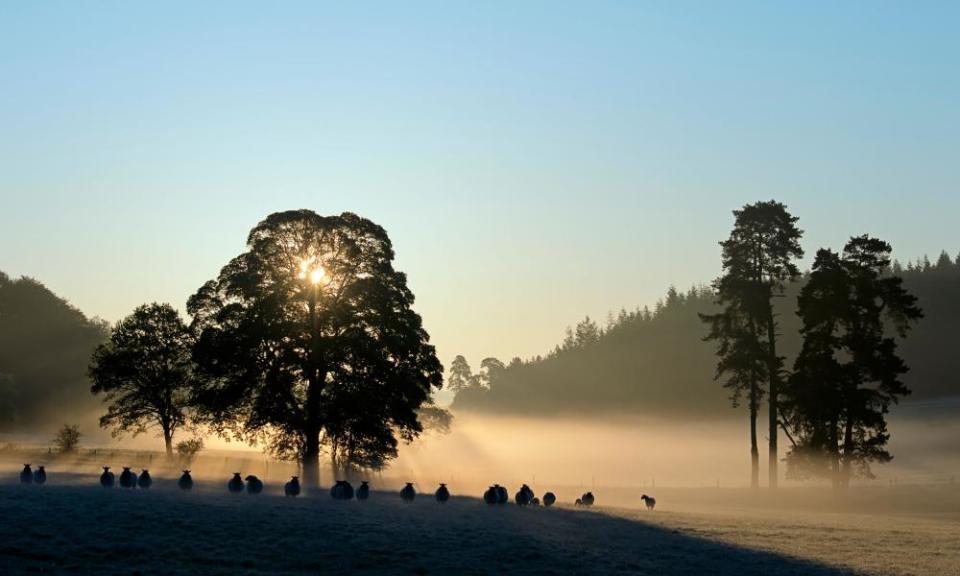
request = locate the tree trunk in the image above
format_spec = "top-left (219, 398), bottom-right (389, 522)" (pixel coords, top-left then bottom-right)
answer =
top-left (830, 416), bottom-right (841, 490)
top-left (841, 414), bottom-right (854, 489)
top-left (302, 291), bottom-right (323, 491)
top-left (766, 312), bottom-right (779, 489)
top-left (750, 378), bottom-right (760, 489)
top-left (163, 429), bottom-right (173, 458)
top-left (302, 429), bottom-right (321, 490)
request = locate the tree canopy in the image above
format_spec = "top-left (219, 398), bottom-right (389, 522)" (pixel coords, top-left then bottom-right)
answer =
top-left (89, 303), bottom-right (195, 455)
top-left (188, 210), bottom-right (443, 485)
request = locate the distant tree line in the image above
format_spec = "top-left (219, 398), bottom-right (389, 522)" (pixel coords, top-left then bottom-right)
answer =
top-left (0, 273), bottom-right (109, 431)
top-left (452, 202), bottom-right (959, 488)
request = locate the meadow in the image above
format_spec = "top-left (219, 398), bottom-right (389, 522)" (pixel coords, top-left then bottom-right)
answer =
top-left (2, 458), bottom-right (957, 575)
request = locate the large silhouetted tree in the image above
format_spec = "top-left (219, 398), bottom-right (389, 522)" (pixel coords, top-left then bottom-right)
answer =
top-left (700, 280), bottom-right (768, 488)
top-left (188, 210), bottom-right (442, 488)
top-left (88, 303), bottom-right (194, 456)
top-left (708, 201), bottom-right (803, 488)
top-left (784, 237), bottom-right (922, 488)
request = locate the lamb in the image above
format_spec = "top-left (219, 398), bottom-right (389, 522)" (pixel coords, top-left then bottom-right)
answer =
top-left (228, 472), bottom-right (244, 493)
top-left (400, 482), bottom-right (416, 502)
top-left (575, 498), bottom-right (582, 506)
top-left (531, 497), bottom-right (540, 506)
top-left (580, 491), bottom-right (595, 506)
top-left (100, 466), bottom-right (115, 488)
top-left (119, 467), bottom-right (138, 489)
top-left (19, 464), bottom-right (33, 484)
top-left (641, 494), bottom-right (656, 510)
top-left (495, 484), bottom-right (508, 505)
top-left (330, 480), bottom-right (354, 500)
top-left (435, 483), bottom-right (450, 503)
top-left (483, 485), bottom-right (498, 505)
top-left (356, 481), bottom-right (370, 501)
top-left (33, 466), bottom-right (46, 485)
top-left (245, 475), bottom-right (263, 495)
top-left (137, 469), bottom-right (152, 489)
top-left (284, 476), bottom-right (300, 497)
top-left (542, 492), bottom-right (556, 507)
top-left (178, 470), bottom-right (193, 491)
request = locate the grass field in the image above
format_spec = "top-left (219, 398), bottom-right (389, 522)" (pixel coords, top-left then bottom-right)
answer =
top-left (1, 471), bottom-right (957, 575)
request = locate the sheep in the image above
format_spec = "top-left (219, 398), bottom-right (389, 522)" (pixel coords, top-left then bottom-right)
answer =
top-left (435, 483), bottom-right (450, 503)
top-left (137, 469), bottom-right (152, 489)
top-left (518, 484), bottom-right (535, 505)
top-left (99, 466), bottom-right (115, 488)
top-left (514, 486), bottom-right (532, 506)
top-left (330, 480), bottom-right (355, 500)
top-left (483, 485), bottom-right (498, 505)
top-left (400, 482), bottom-right (416, 503)
top-left (495, 484), bottom-right (508, 505)
top-left (542, 492), bottom-right (556, 507)
top-left (356, 480), bottom-right (370, 501)
top-left (531, 497), bottom-right (540, 506)
top-left (575, 498), bottom-right (582, 506)
top-left (20, 464), bottom-right (33, 484)
top-left (284, 476), bottom-right (300, 497)
top-left (640, 494), bottom-right (656, 510)
top-left (228, 472), bottom-right (244, 493)
top-left (580, 492), bottom-right (595, 506)
top-left (119, 467), bottom-right (138, 489)
top-left (245, 475), bottom-right (263, 495)
top-left (33, 466), bottom-right (46, 485)
top-left (178, 470), bottom-right (193, 491)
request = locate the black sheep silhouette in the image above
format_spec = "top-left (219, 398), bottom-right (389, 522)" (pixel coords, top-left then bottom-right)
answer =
top-left (356, 481), bottom-right (370, 501)
top-left (515, 484), bottom-right (534, 506)
top-left (435, 483), bottom-right (450, 503)
top-left (119, 467), bottom-right (137, 489)
top-left (330, 480), bottom-right (355, 500)
top-left (576, 492), bottom-right (595, 507)
top-left (496, 484), bottom-right (508, 504)
top-left (284, 476), bottom-right (300, 497)
top-left (245, 475), bottom-right (263, 495)
top-left (20, 464), bottom-right (33, 484)
top-left (228, 472), bottom-right (244, 493)
top-left (483, 485), bottom-right (499, 505)
top-left (33, 466), bottom-right (46, 485)
top-left (400, 482), bottom-right (416, 502)
top-left (178, 470), bottom-right (193, 491)
top-left (137, 470), bottom-right (152, 489)
top-left (641, 494), bottom-right (656, 510)
top-left (100, 466), bottom-right (115, 488)
top-left (542, 492), bottom-right (556, 507)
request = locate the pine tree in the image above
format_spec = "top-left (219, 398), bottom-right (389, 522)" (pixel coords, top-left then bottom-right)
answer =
top-left (705, 201), bottom-right (803, 488)
top-left (784, 237), bottom-right (922, 488)
top-left (447, 355), bottom-right (478, 393)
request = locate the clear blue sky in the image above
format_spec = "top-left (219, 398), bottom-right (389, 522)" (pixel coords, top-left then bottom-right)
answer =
top-left (2, 1), bottom-right (958, 373)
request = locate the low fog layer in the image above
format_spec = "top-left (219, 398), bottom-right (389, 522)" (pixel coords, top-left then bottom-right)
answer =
top-left (6, 410), bottom-right (957, 496)
top-left (391, 412), bottom-right (960, 494)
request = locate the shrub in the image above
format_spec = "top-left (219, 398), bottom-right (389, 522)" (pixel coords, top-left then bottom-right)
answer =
top-left (54, 424), bottom-right (82, 453)
top-left (176, 437), bottom-right (204, 462)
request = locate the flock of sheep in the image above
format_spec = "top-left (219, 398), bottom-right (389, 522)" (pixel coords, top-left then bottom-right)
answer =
top-left (16, 463), bottom-right (656, 510)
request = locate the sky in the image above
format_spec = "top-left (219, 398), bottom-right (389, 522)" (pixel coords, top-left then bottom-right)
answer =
top-left (1, 1), bottom-right (958, 379)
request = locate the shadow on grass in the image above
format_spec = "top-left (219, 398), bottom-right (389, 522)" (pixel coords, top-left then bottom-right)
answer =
top-left (0, 481), bottom-right (859, 575)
